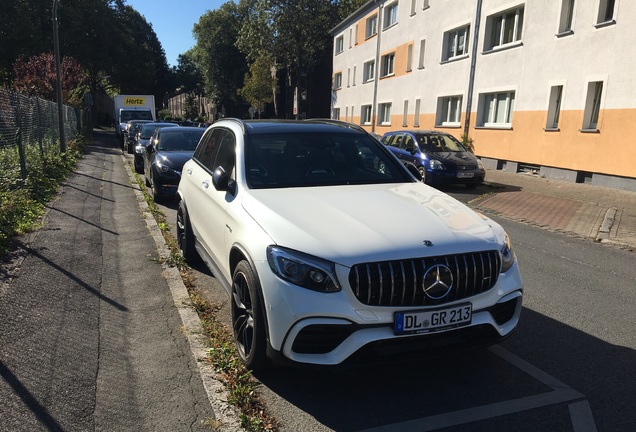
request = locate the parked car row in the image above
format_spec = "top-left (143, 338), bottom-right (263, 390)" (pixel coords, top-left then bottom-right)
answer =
top-left (173, 119), bottom-right (523, 370)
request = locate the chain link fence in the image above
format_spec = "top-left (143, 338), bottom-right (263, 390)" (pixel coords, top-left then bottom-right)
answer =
top-left (0, 88), bottom-right (82, 185)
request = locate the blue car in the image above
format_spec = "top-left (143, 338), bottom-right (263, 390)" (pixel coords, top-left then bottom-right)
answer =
top-left (381, 130), bottom-right (485, 188)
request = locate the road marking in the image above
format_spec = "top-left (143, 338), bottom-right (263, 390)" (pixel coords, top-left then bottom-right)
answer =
top-left (358, 346), bottom-right (596, 432)
top-left (570, 400), bottom-right (598, 432)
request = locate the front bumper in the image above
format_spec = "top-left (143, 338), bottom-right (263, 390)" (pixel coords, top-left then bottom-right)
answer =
top-left (254, 259), bottom-right (523, 366)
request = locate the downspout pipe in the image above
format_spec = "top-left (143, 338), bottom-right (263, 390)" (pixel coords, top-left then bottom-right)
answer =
top-left (464, 0), bottom-right (483, 138)
top-left (371, 0), bottom-right (383, 133)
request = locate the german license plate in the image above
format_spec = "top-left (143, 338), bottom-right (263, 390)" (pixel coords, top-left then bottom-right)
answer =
top-left (394, 304), bottom-right (472, 335)
top-left (457, 172), bottom-right (474, 178)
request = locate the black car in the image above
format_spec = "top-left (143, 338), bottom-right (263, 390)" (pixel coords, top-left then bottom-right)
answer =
top-left (124, 119), bottom-right (152, 154)
top-left (381, 130), bottom-right (485, 188)
top-left (133, 122), bottom-right (179, 173)
top-left (143, 126), bottom-right (204, 200)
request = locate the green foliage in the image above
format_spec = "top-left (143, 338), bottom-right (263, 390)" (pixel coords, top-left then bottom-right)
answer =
top-left (193, 2), bottom-right (250, 115)
top-left (0, 137), bottom-right (85, 256)
top-left (183, 93), bottom-right (199, 120)
top-left (238, 55), bottom-right (278, 112)
top-left (461, 133), bottom-right (475, 153)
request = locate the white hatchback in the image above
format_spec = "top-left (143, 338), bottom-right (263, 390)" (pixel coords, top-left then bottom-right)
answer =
top-left (176, 119), bottom-right (523, 369)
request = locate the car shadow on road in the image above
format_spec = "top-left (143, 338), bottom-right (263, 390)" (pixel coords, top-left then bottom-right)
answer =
top-left (253, 307), bottom-right (635, 432)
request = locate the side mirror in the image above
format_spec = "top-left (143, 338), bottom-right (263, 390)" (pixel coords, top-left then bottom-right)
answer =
top-left (212, 166), bottom-right (236, 193)
top-left (406, 164), bottom-right (423, 181)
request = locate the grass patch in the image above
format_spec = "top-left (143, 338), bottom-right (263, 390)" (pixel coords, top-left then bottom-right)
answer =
top-left (129, 163), bottom-right (277, 432)
top-left (0, 137), bottom-right (86, 257)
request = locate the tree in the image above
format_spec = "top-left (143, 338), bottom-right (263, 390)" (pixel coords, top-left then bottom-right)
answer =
top-left (173, 50), bottom-right (205, 96)
top-left (12, 52), bottom-right (88, 107)
top-left (193, 1), bottom-right (249, 117)
top-left (236, 0), bottom-right (364, 118)
top-left (238, 54), bottom-right (278, 115)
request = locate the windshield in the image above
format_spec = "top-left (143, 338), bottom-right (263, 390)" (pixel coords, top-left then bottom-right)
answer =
top-left (246, 132), bottom-right (412, 189)
top-left (416, 134), bottom-right (467, 152)
top-left (120, 110), bottom-right (153, 122)
top-left (157, 131), bottom-right (204, 151)
top-left (140, 125), bottom-right (158, 139)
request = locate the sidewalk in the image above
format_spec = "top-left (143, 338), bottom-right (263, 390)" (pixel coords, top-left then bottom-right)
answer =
top-left (0, 133), bottom-right (221, 431)
top-left (473, 169), bottom-right (636, 250)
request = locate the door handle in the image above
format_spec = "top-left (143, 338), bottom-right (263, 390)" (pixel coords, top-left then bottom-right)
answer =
top-left (187, 168), bottom-right (192, 175)
top-left (202, 180), bottom-right (210, 189)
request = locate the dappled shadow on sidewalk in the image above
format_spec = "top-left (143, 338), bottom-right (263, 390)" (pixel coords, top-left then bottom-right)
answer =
top-left (15, 242), bottom-right (128, 312)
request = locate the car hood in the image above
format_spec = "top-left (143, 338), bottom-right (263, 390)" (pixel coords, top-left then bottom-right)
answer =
top-left (156, 151), bottom-right (193, 171)
top-left (430, 151), bottom-right (479, 167)
top-left (242, 183), bottom-right (502, 267)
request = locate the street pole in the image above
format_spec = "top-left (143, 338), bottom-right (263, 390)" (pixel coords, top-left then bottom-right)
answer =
top-left (53, 0), bottom-right (66, 152)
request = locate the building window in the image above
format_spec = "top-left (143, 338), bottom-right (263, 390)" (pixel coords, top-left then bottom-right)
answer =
top-left (345, 106), bottom-right (349, 122)
top-left (352, 66), bottom-right (357, 86)
top-left (486, 6), bottom-right (524, 51)
top-left (597, 0), bottom-right (615, 24)
top-left (363, 60), bottom-right (375, 83)
top-left (414, 99), bottom-right (421, 127)
top-left (354, 24), bottom-right (358, 45)
top-left (583, 81), bottom-right (603, 130)
top-left (380, 53), bottom-right (395, 77)
top-left (443, 25), bottom-right (470, 61)
top-left (361, 105), bottom-right (372, 125)
top-left (479, 91), bottom-right (515, 127)
top-left (406, 44), bottom-right (413, 72)
top-left (423, 0), bottom-right (430, 9)
top-left (403, 100), bottom-right (409, 126)
top-left (335, 35), bottom-right (344, 54)
top-left (378, 103), bottom-right (392, 125)
top-left (436, 96), bottom-right (462, 126)
top-left (347, 68), bottom-right (351, 87)
top-left (418, 39), bottom-right (426, 68)
top-left (334, 72), bottom-right (342, 89)
top-left (333, 107), bottom-right (340, 120)
top-left (383, 2), bottom-right (398, 30)
top-left (350, 105), bottom-right (355, 122)
top-left (366, 14), bottom-right (378, 38)
top-left (546, 85), bottom-right (563, 130)
top-left (410, 0), bottom-right (417, 15)
top-left (558, 0), bottom-right (575, 34)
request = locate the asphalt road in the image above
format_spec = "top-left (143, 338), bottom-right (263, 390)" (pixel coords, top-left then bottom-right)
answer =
top-left (136, 154), bottom-right (635, 432)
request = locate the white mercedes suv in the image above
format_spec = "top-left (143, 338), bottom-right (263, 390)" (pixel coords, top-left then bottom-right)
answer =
top-left (176, 119), bottom-right (523, 369)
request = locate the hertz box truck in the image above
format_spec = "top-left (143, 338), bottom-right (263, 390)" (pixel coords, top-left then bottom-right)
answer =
top-left (113, 95), bottom-right (156, 144)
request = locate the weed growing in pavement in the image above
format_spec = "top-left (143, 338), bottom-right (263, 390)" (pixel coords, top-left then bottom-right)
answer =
top-left (129, 162), bottom-right (277, 432)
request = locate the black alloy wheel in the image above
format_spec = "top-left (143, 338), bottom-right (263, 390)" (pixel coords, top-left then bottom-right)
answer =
top-left (231, 261), bottom-right (268, 370)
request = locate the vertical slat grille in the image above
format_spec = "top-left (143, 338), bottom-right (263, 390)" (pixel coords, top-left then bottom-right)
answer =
top-left (348, 251), bottom-right (501, 307)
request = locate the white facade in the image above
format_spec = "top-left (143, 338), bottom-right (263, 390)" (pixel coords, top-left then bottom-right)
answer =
top-left (332, 0), bottom-right (636, 190)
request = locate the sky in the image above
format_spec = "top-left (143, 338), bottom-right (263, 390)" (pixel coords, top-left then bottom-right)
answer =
top-left (125, 0), bottom-right (225, 67)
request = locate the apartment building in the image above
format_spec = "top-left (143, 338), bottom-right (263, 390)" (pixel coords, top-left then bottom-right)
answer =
top-left (331, 0), bottom-right (636, 191)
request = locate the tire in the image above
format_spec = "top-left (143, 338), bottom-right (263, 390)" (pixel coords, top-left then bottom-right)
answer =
top-left (418, 166), bottom-right (429, 184)
top-left (176, 201), bottom-right (199, 265)
top-left (231, 260), bottom-right (269, 370)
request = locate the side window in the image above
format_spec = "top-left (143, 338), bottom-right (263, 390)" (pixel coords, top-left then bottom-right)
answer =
top-left (404, 135), bottom-right (416, 152)
top-left (214, 131), bottom-right (236, 176)
top-left (194, 129), bottom-right (224, 171)
top-left (394, 134), bottom-right (405, 149)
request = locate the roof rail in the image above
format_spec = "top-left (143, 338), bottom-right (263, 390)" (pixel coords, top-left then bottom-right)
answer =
top-left (305, 118), bottom-right (368, 134)
top-left (215, 117), bottom-right (247, 134)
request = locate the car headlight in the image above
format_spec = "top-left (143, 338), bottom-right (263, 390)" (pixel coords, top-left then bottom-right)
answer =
top-left (155, 161), bottom-right (170, 172)
top-left (478, 159), bottom-right (485, 170)
top-left (500, 232), bottom-right (516, 273)
top-left (430, 159), bottom-right (446, 170)
top-left (267, 246), bottom-right (341, 293)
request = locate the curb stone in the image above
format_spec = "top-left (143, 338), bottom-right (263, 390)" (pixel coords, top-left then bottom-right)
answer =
top-left (119, 152), bottom-right (243, 432)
